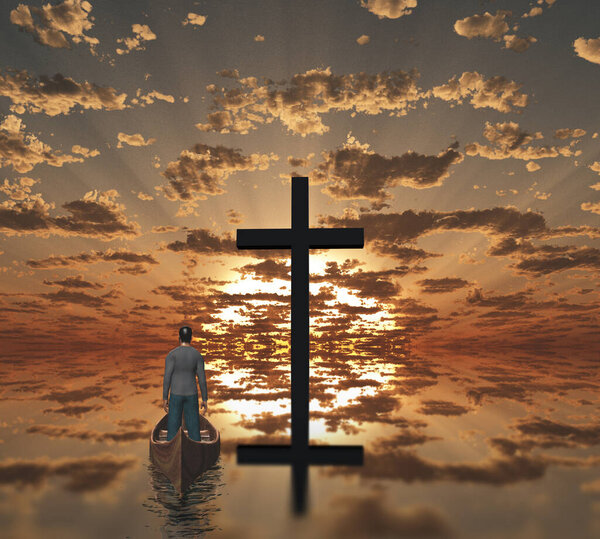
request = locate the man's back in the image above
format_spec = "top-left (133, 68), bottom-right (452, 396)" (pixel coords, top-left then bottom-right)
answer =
top-left (162, 345), bottom-right (207, 401)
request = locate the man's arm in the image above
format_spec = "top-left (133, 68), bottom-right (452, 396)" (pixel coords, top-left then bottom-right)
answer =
top-left (196, 352), bottom-right (208, 411)
top-left (162, 352), bottom-right (175, 405)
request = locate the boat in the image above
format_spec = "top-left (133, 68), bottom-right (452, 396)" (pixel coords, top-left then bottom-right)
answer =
top-left (149, 413), bottom-right (220, 493)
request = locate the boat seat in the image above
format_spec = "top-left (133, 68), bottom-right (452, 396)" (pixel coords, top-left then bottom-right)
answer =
top-left (157, 429), bottom-right (212, 441)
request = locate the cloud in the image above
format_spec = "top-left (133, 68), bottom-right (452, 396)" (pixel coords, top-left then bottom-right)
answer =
top-left (26, 423), bottom-right (150, 443)
top-left (360, 0), bottom-right (418, 19)
top-left (235, 412), bottom-right (290, 435)
top-left (431, 72), bottom-right (528, 112)
top-left (117, 132), bottom-right (156, 148)
top-left (234, 259), bottom-right (290, 282)
top-left (254, 35), bottom-right (265, 42)
top-left (454, 11), bottom-right (536, 53)
top-left (42, 275), bottom-right (103, 289)
top-left (0, 454), bottom-right (137, 492)
top-left (0, 69), bottom-right (127, 116)
top-left (465, 121), bottom-right (580, 161)
top-left (0, 115), bottom-right (88, 172)
top-left (526, 161), bottom-right (541, 172)
top-left (287, 153), bottom-right (314, 167)
top-left (136, 191), bottom-right (153, 201)
top-left (0, 176), bottom-right (38, 200)
top-left (522, 6), bottom-right (543, 18)
top-left (503, 34), bottom-right (537, 53)
top-left (196, 67), bottom-right (424, 136)
top-left (198, 68), bottom-right (528, 137)
top-left (454, 10), bottom-right (510, 40)
top-left (512, 245), bottom-right (600, 276)
top-left (10, 0), bottom-right (98, 52)
top-left (71, 144), bottom-right (99, 158)
top-left (554, 128), bottom-right (586, 139)
top-left (39, 384), bottom-right (120, 405)
top-left (132, 89), bottom-right (175, 106)
top-left (416, 400), bottom-right (471, 416)
top-left (514, 417), bottom-right (600, 448)
top-left (165, 228), bottom-right (237, 256)
top-left (573, 36), bottom-right (600, 65)
top-left (43, 403), bottom-right (104, 417)
top-left (26, 248), bottom-right (158, 270)
top-left (323, 491), bottom-right (454, 539)
top-left (116, 24), bottom-right (156, 55)
top-left (318, 206), bottom-right (599, 282)
top-left (416, 278), bottom-right (470, 294)
top-left (41, 288), bottom-right (112, 307)
top-left (226, 209), bottom-right (243, 224)
top-left (156, 143), bottom-right (278, 212)
top-left (312, 135), bottom-right (463, 204)
top-left (151, 225), bottom-right (179, 234)
top-left (326, 433), bottom-right (579, 485)
top-left (581, 202), bottom-right (600, 215)
top-left (182, 13), bottom-right (206, 27)
top-left (356, 34), bottom-right (370, 45)
top-left (1, 187), bottom-right (140, 240)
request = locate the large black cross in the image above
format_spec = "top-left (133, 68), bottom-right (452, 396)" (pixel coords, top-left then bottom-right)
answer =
top-left (236, 177), bottom-right (364, 514)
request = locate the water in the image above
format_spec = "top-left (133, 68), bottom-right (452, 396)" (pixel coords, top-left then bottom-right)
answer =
top-left (0, 347), bottom-right (598, 538)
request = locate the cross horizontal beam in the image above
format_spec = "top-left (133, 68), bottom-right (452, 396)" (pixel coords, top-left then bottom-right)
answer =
top-left (237, 444), bottom-right (364, 465)
top-left (237, 228), bottom-right (364, 249)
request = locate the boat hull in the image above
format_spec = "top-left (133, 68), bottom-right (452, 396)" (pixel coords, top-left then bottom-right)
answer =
top-left (149, 413), bottom-right (220, 493)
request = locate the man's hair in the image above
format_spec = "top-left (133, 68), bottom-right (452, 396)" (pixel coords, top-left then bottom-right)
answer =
top-left (179, 326), bottom-right (192, 343)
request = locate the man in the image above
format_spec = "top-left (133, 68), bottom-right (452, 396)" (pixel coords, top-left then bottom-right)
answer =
top-left (162, 326), bottom-right (208, 441)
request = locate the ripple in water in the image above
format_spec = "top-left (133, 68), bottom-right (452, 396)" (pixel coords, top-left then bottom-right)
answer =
top-left (143, 458), bottom-right (225, 538)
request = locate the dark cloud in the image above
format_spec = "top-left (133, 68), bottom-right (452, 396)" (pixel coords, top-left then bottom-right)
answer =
top-left (328, 439), bottom-right (548, 485)
top-left (40, 384), bottom-right (121, 405)
top-left (165, 228), bottom-right (237, 255)
top-left (234, 259), bottom-right (290, 282)
top-left (42, 403), bottom-right (104, 417)
top-left (417, 278), bottom-right (470, 294)
top-left (312, 138), bottom-right (463, 204)
top-left (1, 188), bottom-right (140, 240)
top-left (323, 491), bottom-right (454, 538)
top-left (0, 69), bottom-right (126, 116)
top-left (26, 423), bottom-right (151, 443)
top-left (235, 412), bottom-right (291, 435)
top-left (26, 248), bottom-right (158, 270)
top-left (0, 454), bottom-right (137, 492)
top-left (318, 207), bottom-right (599, 271)
top-left (157, 143), bottom-right (278, 212)
top-left (42, 275), bottom-right (103, 289)
top-left (0, 114), bottom-right (86, 172)
top-left (416, 400), bottom-right (471, 416)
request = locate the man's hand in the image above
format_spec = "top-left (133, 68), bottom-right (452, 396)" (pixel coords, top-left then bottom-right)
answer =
top-left (163, 399), bottom-right (169, 413)
top-left (200, 401), bottom-right (208, 415)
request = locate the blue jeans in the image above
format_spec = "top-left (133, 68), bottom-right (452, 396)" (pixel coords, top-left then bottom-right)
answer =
top-left (167, 393), bottom-right (201, 441)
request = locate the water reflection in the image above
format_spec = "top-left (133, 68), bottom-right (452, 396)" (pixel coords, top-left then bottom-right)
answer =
top-left (144, 459), bottom-right (225, 538)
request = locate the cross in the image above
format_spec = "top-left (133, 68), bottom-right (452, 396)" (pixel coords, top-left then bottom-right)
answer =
top-left (236, 177), bottom-right (364, 514)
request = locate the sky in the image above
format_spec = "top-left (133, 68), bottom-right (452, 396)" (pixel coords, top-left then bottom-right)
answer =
top-left (0, 1), bottom-right (599, 538)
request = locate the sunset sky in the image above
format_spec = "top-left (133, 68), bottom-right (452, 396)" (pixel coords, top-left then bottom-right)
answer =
top-left (0, 1), bottom-right (599, 538)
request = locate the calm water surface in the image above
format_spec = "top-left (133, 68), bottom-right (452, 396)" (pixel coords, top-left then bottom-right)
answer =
top-left (0, 347), bottom-right (598, 538)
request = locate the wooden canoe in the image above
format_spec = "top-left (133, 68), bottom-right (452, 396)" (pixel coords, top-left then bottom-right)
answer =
top-left (149, 413), bottom-right (220, 493)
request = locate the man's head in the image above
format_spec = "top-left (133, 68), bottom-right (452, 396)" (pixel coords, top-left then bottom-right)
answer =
top-left (179, 326), bottom-right (192, 343)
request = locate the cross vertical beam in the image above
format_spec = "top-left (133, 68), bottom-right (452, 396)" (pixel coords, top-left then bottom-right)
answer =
top-left (291, 178), bottom-right (309, 456)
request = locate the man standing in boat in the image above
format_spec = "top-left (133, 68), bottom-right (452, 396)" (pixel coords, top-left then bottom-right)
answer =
top-left (162, 326), bottom-right (208, 441)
